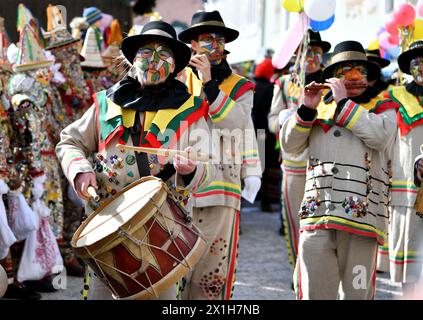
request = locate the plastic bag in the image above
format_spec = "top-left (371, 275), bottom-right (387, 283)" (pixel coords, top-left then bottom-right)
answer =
top-left (7, 189), bottom-right (38, 241)
top-left (0, 180), bottom-right (17, 259)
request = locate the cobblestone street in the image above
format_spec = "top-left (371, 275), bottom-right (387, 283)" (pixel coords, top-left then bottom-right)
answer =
top-left (38, 201), bottom-right (402, 300)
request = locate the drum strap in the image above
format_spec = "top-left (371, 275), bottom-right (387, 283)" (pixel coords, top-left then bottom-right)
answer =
top-left (130, 112), bottom-right (176, 182)
top-left (130, 113), bottom-right (151, 178)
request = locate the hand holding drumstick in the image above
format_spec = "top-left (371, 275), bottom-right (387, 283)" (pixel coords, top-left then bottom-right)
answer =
top-left (74, 172), bottom-right (99, 201)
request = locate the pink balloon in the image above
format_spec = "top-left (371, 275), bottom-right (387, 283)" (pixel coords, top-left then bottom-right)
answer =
top-left (379, 31), bottom-right (396, 50)
top-left (385, 16), bottom-right (399, 35)
top-left (394, 3), bottom-right (416, 27)
top-left (388, 34), bottom-right (399, 45)
top-left (417, 0), bottom-right (423, 17)
top-left (272, 13), bottom-right (309, 69)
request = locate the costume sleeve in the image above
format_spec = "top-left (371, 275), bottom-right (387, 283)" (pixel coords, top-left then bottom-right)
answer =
top-left (241, 116), bottom-right (262, 179)
top-left (280, 105), bottom-right (317, 155)
top-left (335, 100), bottom-right (397, 152)
top-left (208, 85), bottom-right (254, 130)
top-left (174, 116), bottom-right (216, 192)
top-left (268, 77), bottom-right (287, 134)
top-left (55, 105), bottom-right (98, 188)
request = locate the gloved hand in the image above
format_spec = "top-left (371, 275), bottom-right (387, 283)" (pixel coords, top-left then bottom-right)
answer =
top-left (241, 176), bottom-right (261, 204)
top-left (278, 108), bottom-right (296, 126)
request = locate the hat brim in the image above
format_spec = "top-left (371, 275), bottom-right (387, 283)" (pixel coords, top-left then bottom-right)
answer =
top-left (46, 38), bottom-right (80, 50)
top-left (13, 60), bottom-right (54, 73)
top-left (367, 56), bottom-right (390, 69)
top-left (322, 59), bottom-right (381, 81)
top-left (121, 34), bottom-right (191, 74)
top-left (178, 25), bottom-right (239, 44)
top-left (398, 47), bottom-right (423, 74)
top-left (309, 40), bottom-right (331, 53)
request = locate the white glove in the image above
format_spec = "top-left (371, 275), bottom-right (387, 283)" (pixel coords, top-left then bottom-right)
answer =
top-left (241, 176), bottom-right (261, 204)
top-left (278, 108), bottom-right (296, 126)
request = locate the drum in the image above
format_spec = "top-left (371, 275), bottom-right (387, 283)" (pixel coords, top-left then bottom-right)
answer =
top-left (71, 176), bottom-right (206, 299)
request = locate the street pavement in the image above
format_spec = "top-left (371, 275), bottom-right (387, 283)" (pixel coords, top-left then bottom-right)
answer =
top-left (39, 201), bottom-right (402, 300)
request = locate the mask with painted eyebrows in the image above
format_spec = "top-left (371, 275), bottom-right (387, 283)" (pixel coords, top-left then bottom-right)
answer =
top-left (197, 32), bottom-right (225, 65)
top-left (133, 41), bottom-right (175, 86)
top-left (334, 62), bottom-right (368, 81)
top-left (410, 56), bottom-right (423, 84)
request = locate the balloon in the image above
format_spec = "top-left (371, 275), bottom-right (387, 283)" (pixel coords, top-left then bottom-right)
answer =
top-left (385, 15), bottom-right (399, 35)
top-left (368, 39), bottom-right (380, 51)
top-left (387, 45), bottom-right (400, 59)
top-left (282, 0), bottom-right (304, 13)
top-left (310, 15), bottom-right (335, 32)
top-left (394, 3), bottom-right (416, 27)
top-left (272, 13), bottom-right (309, 69)
top-left (0, 265), bottom-right (7, 298)
top-left (304, 0), bottom-right (336, 21)
top-left (376, 26), bottom-right (386, 38)
top-left (379, 31), bottom-right (396, 50)
top-left (388, 34), bottom-right (400, 45)
top-left (415, 18), bottom-right (423, 40)
top-left (417, 0), bottom-right (423, 17)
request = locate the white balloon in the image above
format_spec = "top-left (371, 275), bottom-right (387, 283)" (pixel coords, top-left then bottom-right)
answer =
top-left (0, 265), bottom-right (7, 298)
top-left (304, 0), bottom-right (336, 21)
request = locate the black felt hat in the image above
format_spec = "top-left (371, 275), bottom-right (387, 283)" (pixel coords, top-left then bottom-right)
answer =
top-left (398, 40), bottom-right (423, 75)
top-left (308, 30), bottom-right (331, 53)
top-left (121, 20), bottom-right (191, 74)
top-left (365, 48), bottom-right (390, 69)
top-left (322, 40), bottom-right (380, 80)
top-left (178, 10), bottom-right (239, 44)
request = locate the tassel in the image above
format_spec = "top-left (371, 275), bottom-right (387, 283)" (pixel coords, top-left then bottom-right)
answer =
top-left (0, 179), bottom-right (16, 259)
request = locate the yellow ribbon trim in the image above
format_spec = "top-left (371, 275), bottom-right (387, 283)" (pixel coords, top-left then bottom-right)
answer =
top-left (390, 86), bottom-right (422, 118)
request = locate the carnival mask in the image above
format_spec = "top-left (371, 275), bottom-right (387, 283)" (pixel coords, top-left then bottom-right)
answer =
top-left (197, 32), bottom-right (225, 65)
top-left (410, 56), bottom-right (423, 84)
top-left (334, 62), bottom-right (368, 81)
top-left (305, 46), bottom-right (323, 73)
top-left (133, 41), bottom-right (175, 86)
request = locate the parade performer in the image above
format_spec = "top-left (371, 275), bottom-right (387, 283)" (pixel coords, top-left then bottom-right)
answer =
top-left (178, 10), bottom-right (262, 300)
top-left (387, 40), bottom-right (423, 295)
top-left (281, 41), bottom-right (397, 299)
top-left (56, 20), bottom-right (215, 300)
top-left (268, 30), bottom-right (331, 271)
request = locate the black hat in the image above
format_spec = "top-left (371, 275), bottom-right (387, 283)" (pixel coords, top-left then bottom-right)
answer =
top-left (178, 10), bottom-right (239, 44)
top-left (365, 48), bottom-right (390, 69)
top-left (398, 40), bottom-right (423, 75)
top-left (121, 20), bottom-right (191, 74)
top-left (322, 40), bottom-right (380, 80)
top-left (308, 30), bottom-right (331, 53)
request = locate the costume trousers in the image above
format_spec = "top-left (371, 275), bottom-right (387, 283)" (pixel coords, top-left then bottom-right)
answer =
top-left (281, 172), bottom-right (305, 271)
top-left (181, 206), bottom-right (240, 300)
top-left (296, 229), bottom-right (378, 300)
top-left (389, 206), bottom-right (423, 283)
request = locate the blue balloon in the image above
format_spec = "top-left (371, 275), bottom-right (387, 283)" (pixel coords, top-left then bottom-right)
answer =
top-left (387, 46), bottom-right (400, 59)
top-left (310, 15), bottom-right (335, 31)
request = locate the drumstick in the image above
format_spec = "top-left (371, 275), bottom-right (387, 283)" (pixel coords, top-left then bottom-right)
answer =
top-left (116, 144), bottom-right (212, 162)
top-left (87, 186), bottom-right (100, 202)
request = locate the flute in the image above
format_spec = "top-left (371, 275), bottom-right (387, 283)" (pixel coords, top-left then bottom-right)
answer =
top-left (304, 83), bottom-right (368, 91)
top-left (116, 144), bottom-right (212, 162)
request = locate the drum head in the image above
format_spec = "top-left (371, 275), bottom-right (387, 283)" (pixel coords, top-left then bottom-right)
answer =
top-left (75, 179), bottom-right (162, 247)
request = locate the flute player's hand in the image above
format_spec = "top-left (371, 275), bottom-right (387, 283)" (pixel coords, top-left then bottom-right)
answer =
top-left (325, 78), bottom-right (348, 103)
top-left (303, 81), bottom-right (323, 110)
top-left (189, 54), bottom-right (212, 83)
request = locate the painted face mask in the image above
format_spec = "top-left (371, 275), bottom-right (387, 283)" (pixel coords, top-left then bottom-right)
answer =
top-left (305, 46), bottom-right (323, 72)
top-left (334, 62), bottom-right (368, 81)
top-left (197, 32), bottom-right (225, 65)
top-left (410, 56), bottom-right (423, 83)
top-left (133, 41), bottom-right (175, 86)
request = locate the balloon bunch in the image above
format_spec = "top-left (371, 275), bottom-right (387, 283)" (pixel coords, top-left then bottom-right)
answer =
top-left (282, 0), bottom-right (336, 32)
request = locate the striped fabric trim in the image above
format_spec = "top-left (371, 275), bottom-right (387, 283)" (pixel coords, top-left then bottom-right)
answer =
top-left (241, 149), bottom-right (260, 164)
top-left (391, 180), bottom-right (418, 194)
top-left (193, 164), bottom-right (209, 192)
top-left (193, 181), bottom-right (241, 199)
top-left (336, 100), bottom-right (364, 129)
top-left (209, 95), bottom-right (236, 123)
top-left (300, 215), bottom-right (386, 245)
top-left (282, 160), bottom-right (307, 174)
top-left (293, 113), bottom-right (314, 133)
top-left (65, 155), bottom-right (84, 179)
top-left (389, 250), bottom-right (423, 264)
top-left (223, 210), bottom-right (240, 300)
top-left (282, 175), bottom-right (299, 271)
top-left (378, 243), bottom-right (389, 255)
